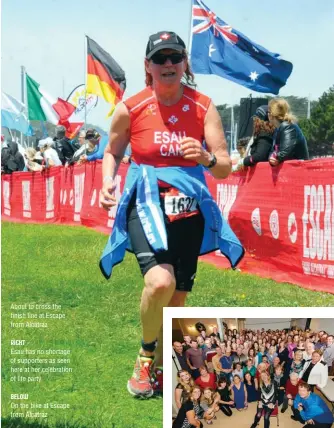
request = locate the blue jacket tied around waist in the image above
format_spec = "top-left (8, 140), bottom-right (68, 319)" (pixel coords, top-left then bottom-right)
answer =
top-left (100, 163), bottom-right (245, 279)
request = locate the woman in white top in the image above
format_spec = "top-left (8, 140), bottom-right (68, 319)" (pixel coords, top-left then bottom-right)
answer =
top-left (38, 137), bottom-right (62, 167)
top-left (303, 342), bottom-right (315, 362)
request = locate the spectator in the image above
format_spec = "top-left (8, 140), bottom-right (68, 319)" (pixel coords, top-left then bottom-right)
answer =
top-left (287, 335), bottom-right (298, 359)
top-left (233, 347), bottom-right (248, 367)
top-left (268, 98), bottom-right (309, 165)
top-left (209, 326), bottom-right (221, 341)
top-left (303, 342), bottom-right (315, 362)
top-left (24, 148), bottom-right (44, 172)
top-left (1, 141), bottom-right (25, 174)
top-left (269, 357), bottom-right (282, 377)
top-left (173, 341), bottom-right (191, 372)
top-left (250, 371), bottom-right (277, 428)
top-left (216, 377), bottom-right (234, 416)
top-left (255, 345), bottom-right (265, 367)
top-left (70, 130), bottom-right (97, 164)
top-left (243, 358), bottom-right (256, 378)
top-left (299, 350), bottom-right (328, 389)
top-left (290, 350), bottom-right (305, 375)
top-left (175, 370), bottom-right (195, 409)
top-left (197, 336), bottom-right (205, 349)
top-left (183, 335), bottom-right (192, 352)
top-left (202, 338), bottom-right (216, 373)
top-left (38, 138), bottom-right (62, 167)
top-left (233, 105), bottom-right (275, 172)
top-left (323, 335), bottom-right (334, 375)
top-left (292, 382), bottom-right (333, 427)
top-left (232, 362), bottom-right (244, 381)
top-left (266, 346), bottom-right (278, 365)
top-left (281, 372), bottom-right (300, 414)
top-left (272, 364), bottom-right (286, 406)
top-left (200, 387), bottom-right (220, 424)
top-left (173, 386), bottom-right (203, 428)
top-left (220, 348), bottom-right (233, 380)
top-left (244, 372), bottom-right (258, 403)
top-left (195, 366), bottom-right (217, 390)
top-left (53, 125), bottom-right (76, 165)
top-left (79, 128), bottom-right (108, 163)
top-left (211, 346), bottom-right (223, 379)
top-left (186, 340), bottom-right (205, 379)
top-left (231, 374), bottom-right (248, 411)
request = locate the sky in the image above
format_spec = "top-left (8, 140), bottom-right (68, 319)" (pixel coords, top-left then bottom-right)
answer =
top-left (2, 0), bottom-right (334, 131)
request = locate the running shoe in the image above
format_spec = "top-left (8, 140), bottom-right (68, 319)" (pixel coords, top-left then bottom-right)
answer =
top-left (127, 355), bottom-right (154, 398)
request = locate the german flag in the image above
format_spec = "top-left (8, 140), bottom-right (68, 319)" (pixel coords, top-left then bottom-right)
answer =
top-left (86, 36), bottom-right (126, 116)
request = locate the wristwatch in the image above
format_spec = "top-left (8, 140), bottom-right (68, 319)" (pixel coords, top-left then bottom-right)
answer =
top-left (207, 152), bottom-right (217, 169)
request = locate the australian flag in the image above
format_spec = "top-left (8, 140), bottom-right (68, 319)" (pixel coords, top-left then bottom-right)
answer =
top-left (190, 0), bottom-right (293, 94)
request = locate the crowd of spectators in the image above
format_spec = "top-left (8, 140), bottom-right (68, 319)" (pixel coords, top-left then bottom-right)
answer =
top-left (173, 326), bottom-right (334, 428)
top-left (1, 126), bottom-right (131, 174)
top-left (232, 98), bottom-right (309, 173)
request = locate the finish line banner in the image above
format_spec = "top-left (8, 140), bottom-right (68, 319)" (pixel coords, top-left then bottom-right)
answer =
top-left (1, 159), bottom-right (333, 293)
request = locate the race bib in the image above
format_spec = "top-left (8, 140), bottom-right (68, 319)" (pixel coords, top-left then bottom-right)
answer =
top-left (163, 188), bottom-right (199, 222)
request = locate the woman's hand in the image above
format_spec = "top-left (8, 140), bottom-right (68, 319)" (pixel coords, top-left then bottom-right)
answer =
top-left (268, 403), bottom-right (274, 409)
top-left (269, 157), bottom-right (279, 166)
top-left (99, 178), bottom-right (117, 211)
top-left (180, 137), bottom-right (210, 166)
top-left (258, 402), bottom-right (263, 409)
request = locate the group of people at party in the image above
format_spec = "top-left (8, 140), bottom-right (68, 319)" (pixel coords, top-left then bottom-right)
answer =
top-left (173, 326), bottom-right (334, 427)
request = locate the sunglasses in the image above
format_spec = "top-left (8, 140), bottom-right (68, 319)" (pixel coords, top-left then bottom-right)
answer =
top-left (150, 53), bottom-right (185, 65)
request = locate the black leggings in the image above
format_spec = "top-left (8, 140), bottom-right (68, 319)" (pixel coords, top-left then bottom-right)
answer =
top-left (251, 405), bottom-right (274, 428)
top-left (219, 404), bottom-right (232, 416)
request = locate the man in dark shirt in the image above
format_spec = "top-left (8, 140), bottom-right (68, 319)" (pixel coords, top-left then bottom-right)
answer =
top-left (173, 341), bottom-right (191, 372)
top-left (233, 347), bottom-right (248, 367)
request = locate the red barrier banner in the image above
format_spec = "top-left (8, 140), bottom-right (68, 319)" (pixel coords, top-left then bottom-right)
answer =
top-left (2, 159), bottom-right (333, 293)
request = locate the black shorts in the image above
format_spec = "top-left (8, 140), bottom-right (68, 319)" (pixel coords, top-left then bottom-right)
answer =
top-left (127, 190), bottom-right (204, 292)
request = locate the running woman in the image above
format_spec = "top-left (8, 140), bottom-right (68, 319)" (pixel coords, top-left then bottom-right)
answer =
top-left (99, 31), bottom-right (244, 398)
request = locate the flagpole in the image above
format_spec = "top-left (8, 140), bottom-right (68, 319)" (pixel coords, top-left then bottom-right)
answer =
top-left (20, 65), bottom-right (25, 146)
top-left (84, 34), bottom-right (87, 131)
top-left (187, 0), bottom-right (193, 60)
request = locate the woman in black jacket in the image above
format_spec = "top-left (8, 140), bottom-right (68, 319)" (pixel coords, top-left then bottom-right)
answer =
top-left (232, 105), bottom-right (275, 172)
top-left (250, 371), bottom-right (278, 428)
top-left (268, 98), bottom-right (309, 165)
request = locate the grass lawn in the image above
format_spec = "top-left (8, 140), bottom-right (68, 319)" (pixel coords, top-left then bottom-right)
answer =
top-left (2, 222), bottom-right (334, 427)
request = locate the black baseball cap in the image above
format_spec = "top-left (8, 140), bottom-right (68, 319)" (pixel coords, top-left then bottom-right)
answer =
top-left (146, 31), bottom-right (186, 59)
top-left (254, 105), bottom-right (269, 121)
top-left (85, 128), bottom-right (100, 141)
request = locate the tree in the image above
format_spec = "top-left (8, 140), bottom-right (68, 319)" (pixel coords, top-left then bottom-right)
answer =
top-left (299, 85), bottom-right (334, 157)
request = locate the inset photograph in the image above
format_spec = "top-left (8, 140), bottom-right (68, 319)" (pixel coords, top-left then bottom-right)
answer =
top-left (167, 313), bottom-right (334, 428)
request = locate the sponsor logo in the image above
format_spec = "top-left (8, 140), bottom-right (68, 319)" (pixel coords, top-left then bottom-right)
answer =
top-left (302, 184), bottom-right (333, 264)
top-left (22, 181), bottom-right (31, 218)
top-left (269, 209), bottom-right (279, 239)
top-left (168, 115), bottom-right (178, 125)
top-left (216, 183), bottom-right (238, 222)
top-left (288, 212), bottom-right (297, 243)
top-left (160, 33), bottom-right (170, 40)
top-left (251, 208), bottom-right (262, 236)
top-left (46, 177), bottom-right (55, 219)
top-left (146, 103), bottom-right (157, 115)
top-left (74, 173), bottom-right (85, 222)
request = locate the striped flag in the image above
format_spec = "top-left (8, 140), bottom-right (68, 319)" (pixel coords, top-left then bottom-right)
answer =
top-left (86, 36), bottom-right (126, 116)
top-left (26, 74), bottom-right (83, 137)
